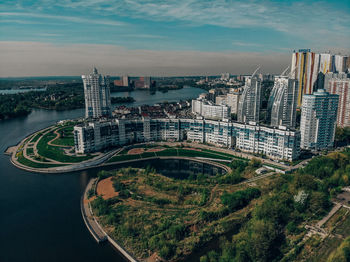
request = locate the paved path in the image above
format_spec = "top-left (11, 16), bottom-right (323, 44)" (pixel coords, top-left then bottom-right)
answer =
top-left (316, 203), bottom-right (342, 228)
top-left (81, 178), bottom-right (107, 243)
top-left (240, 172), bottom-right (276, 185)
top-left (82, 178), bottom-right (139, 262)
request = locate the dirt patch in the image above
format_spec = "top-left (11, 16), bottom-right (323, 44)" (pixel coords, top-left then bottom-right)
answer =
top-left (84, 196), bottom-right (96, 203)
top-left (147, 147), bottom-right (165, 153)
top-left (128, 148), bottom-right (145, 155)
top-left (146, 252), bottom-right (162, 262)
top-left (97, 177), bottom-right (119, 199)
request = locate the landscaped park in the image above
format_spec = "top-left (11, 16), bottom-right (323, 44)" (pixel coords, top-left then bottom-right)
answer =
top-left (9, 120), bottom-right (101, 170)
top-left (9, 119), bottom-right (287, 173)
top-left (85, 149), bottom-right (350, 262)
top-left (86, 163), bottom-right (265, 261)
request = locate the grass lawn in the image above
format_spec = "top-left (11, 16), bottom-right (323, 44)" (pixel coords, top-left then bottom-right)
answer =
top-left (107, 154), bottom-right (142, 163)
top-left (31, 133), bottom-right (42, 143)
top-left (51, 126), bottom-right (75, 146)
top-left (51, 137), bottom-right (75, 146)
top-left (17, 151), bottom-right (66, 168)
top-left (107, 147), bottom-right (233, 163)
top-left (26, 147), bottom-right (34, 155)
top-left (37, 130), bottom-right (94, 163)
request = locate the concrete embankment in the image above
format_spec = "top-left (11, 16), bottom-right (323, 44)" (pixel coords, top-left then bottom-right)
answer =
top-left (82, 178), bottom-right (139, 262)
top-left (81, 178), bottom-right (107, 243)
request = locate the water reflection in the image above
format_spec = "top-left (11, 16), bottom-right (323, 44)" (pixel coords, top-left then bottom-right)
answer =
top-left (99, 159), bottom-right (225, 179)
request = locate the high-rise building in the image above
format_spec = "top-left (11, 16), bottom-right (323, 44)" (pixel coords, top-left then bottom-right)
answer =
top-left (226, 92), bottom-right (241, 114)
top-left (221, 73), bottom-right (230, 81)
top-left (300, 89), bottom-right (338, 150)
top-left (237, 76), bottom-right (261, 123)
top-left (215, 95), bottom-right (227, 105)
top-left (122, 75), bottom-right (129, 87)
top-left (328, 77), bottom-right (350, 127)
top-left (331, 55), bottom-right (345, 73)
top-left (82, 67), bottom-right (111, 118)
top-left (324, 72), bottom-right (349, 92)
top-left (144, 76), bottom-right (151, 88)
top-left (268, 76), bottom-right (299, 128)
top-left (291, 49), bottom-right (318, 106)
top-left (291, 50), bottom-right (349, 106)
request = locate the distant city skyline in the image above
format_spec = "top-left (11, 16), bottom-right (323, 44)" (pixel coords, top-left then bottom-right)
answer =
top-left (0, 0), bottom-right (349, 77)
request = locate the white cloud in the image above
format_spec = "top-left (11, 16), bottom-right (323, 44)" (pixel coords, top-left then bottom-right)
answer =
top-left (1, 1), bottom-right (349, 50)
top-left (232, 41), bottom-right (261, 47)
top-left (0, 41), bottom-right (291, 77)
top-left (0, 12), bottom-right (127, 26)
top-left (6, 0), bottom-right (347, 50)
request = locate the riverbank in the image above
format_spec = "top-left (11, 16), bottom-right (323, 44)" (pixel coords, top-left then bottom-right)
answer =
top-left (82, 178), bottom-right (139, 262)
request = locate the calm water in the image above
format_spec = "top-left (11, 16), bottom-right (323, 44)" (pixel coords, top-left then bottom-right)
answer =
top-left (111, 86), bottom-right (206, 107)
top-left (0, 88), bottom-right (46, 94)
top-left (0, 87), bottom-right (209, 262)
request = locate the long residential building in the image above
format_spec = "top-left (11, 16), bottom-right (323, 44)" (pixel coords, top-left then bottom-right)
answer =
top-left (74, 118), bottom-right (300, 161)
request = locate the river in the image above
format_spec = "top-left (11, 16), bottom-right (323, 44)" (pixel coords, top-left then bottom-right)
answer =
top-left (0, 88), bottom-right (47, 94)
top-left (0, 87), bottom-right (208, 262)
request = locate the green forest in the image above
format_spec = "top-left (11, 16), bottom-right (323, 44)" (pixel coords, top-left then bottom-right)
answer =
top-left (0, 83), bottom-right (134, 120)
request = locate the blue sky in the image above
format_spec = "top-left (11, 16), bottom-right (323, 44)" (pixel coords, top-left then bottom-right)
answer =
top-left (0, 0), bottom-right (349, 76)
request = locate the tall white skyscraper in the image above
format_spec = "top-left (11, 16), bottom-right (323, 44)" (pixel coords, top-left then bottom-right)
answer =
top-left (300, 89), bottom-right (338, 150)
top-left (268, 76), bottom-right (299, 128)
top-left (82, 68), bottom-right (111, 118)
top-left (237, 76), bottom-right (261, 123)
top-left (122, 75), bottom-right (129, 87)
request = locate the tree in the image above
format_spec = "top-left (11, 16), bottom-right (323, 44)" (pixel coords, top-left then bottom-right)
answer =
top-left (335, 127), bottom-right (350, 147)
top-left (249, 219), bottom-right (280, 262)
top-left (249, 158), bottom-right (262, 168)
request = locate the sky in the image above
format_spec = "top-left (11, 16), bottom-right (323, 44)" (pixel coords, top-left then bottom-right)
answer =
top-left (0, 0), bottom-right (349, 77)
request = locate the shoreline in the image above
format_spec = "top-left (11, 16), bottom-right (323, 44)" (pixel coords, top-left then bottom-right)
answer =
top-left (5, 125), bottom-right (233, 174)
top-left (82, 178), bottom-right (140, 262)
top-left (5, 123), bottom-right (292, 175)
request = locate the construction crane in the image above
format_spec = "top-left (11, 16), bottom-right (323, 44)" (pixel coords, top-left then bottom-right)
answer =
top-left (251, 66), bottom-right (261, 78)
top-left (280, 66), bottom-right (290, 76)
top-left (289, 66), bottom-right (297, 79)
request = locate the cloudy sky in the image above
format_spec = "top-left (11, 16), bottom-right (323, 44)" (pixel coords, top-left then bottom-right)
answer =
top-left (0, 0), bottom-right (349, 77)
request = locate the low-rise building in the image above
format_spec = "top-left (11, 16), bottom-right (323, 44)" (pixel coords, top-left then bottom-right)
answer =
top-left (192, 99), bottom-right (230, 120)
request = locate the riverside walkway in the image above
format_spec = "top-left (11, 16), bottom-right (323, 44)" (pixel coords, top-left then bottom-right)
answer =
top-left (81, 178), bottom-right (107, 243)
top-left (82, 178), bottom-right (139, 262)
